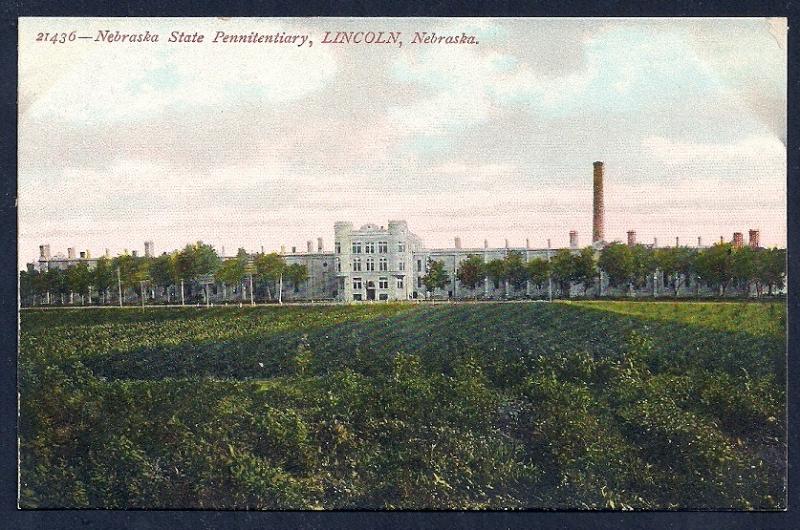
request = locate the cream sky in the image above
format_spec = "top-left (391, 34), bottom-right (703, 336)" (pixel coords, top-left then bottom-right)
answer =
top-left (18, 17), bottom-right (787, 267)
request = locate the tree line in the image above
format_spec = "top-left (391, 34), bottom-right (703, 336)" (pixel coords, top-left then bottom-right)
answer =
top-left (19, 242), bottom-right (309, 306)
top-left (421, 242), bottom-right (785, 299)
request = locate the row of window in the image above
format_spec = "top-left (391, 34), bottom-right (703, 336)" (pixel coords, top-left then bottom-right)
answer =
top-left (350, 257), bottom-right (406, 272)
top-left (335, 241), bottom-right (407, 254)
top-left (352, 277), bottom-right (404, 290)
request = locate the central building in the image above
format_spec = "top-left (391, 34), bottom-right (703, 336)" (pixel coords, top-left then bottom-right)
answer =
top-left (333, 220), bottom-right (423, 301)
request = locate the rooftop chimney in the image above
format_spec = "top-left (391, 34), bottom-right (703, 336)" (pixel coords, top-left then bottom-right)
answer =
top-left (307, 240), bottom-right (313, 253)
top-left (697, 237), bottom-right (702, 248)
top-left (732, 232), bottom-right (744, 249)
top-left (547, 238), bottom-right (551, 249)
top-left (569, 230), bottom-right (579, 249)
top-left (67, 247), bottom-right (76, 259)
top-left (132, 250), bottom-right (138, 258)
top-left (653, 237), bottom-right (658, 248)
top-left (525, 238), bottom-right (530, 249)
top-left (144, 240), bottom-right (154, 258)
top-left (79, 251), bottom-right (86, 259)
top-left (105, 248), bottom-right (110, 257)
top-left (292, 246), bottom-right (296, 254)
top-left (675, 236), bottom-right (680, 247)
top-left (748, 229), bottom-right (760, 249)
top-left (592, 161), bottom-right (605, 243)
top-left (627, 231), bottom-right (636, 247)
top-left (504, 238), bottom-right (509, 248)
top-left (317, 237), bottom-right (324, 252)
top-left (454, 236), bottom-right (462, 249)
top-left (280, 245), bottom-right (286, 254)
top-left (484, 239), bottom-right (488, 249)
top-left (86, 250), bottom-right (91, 259)
top-left (39, 244), bottom-right (50, 259)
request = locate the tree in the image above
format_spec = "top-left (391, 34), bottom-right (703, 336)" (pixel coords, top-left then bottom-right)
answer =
top-left (94, 257), bottom-right (115, 304)
top-left (599, 243), bottom-right (634, 291)
top-left (525, 258), bottom-right (550, 292)
top-left (456, 255), bottom-right (485, 297)
top-left (630, 244), bottom-right (656, 292)
top-left (550, 249), bottom-right (576, 298)
top-left (148, 254), bottom-right (175, 301)
top-left (19, 270), bottom-right (34, 306)
top-left (760, 248), bottom-right (786, 296)
top-left (505, 251), bottom-right (528, 294)
top-left (44, 268), bottom-right (68, 304)
top-left (132, 258), bottom-right (152, 301)
top-left (174, 242), bottom-right (221, 302)
top-left (654, 247), bottom-right (696, 297)
top-left (569, 248), bottom-right (596, 296)
top-left (66, 262), bottom-right (92, 304)
top-left (695, 243), bottom-right (735, 296)
top-left (215, 258), bottom-right (245, 302)
top-left (485, 259), bottom-right (507, 291)
top-left (422, 259), bottom-right (449, 299)
top-left (285, 263), bottom-right (309, 294)
top-left (731, 246), bottom-right (757, 297)
top-left (255, 253), bottom-right (286, 301)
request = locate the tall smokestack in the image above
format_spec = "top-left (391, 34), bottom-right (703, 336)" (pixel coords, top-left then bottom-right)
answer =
top-left (627, 231), bottom-right (636, 247)
top-left (675, 236), bottom-right (680, 247)
top-left (697, 237), bottom-right (702, 248)
top-left (483, 239), bottom-right (488, 249)
top-left (732, 232), bottom-right (744, 249)
top-left (317, 237), bottom-right (324, 252)
top-left (749, 229), bottom-right (760, 249)
top-left (569, 230), bottom-right (578, 249)
top-left (592, 161), bottom-right (605, 243)
top-left (653, 237), bottom-right (658, 248)
top-left (525, 238), bottom-right (530, 249)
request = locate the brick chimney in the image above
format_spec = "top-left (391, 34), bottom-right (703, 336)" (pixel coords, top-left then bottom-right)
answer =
top-left (748, 229), bottom-right (760, 249)
top-left (569, 230), bottom-right (579, 249)
top-left (732, 232), bottom-right (744, 249)
top-left (627, 231), bottom-right (636, 247)
top-left (592, 161), bottom-right (605, 243)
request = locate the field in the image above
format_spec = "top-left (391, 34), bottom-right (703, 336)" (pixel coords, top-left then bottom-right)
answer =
top-left (18, 301), bottom-right (786, 510)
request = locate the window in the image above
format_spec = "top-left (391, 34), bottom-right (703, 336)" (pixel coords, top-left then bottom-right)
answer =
top-left (417, 259), bottom-right (422, 272)
top-left (366, 257), bottom-right (375, 271)
top-left (353, 277), bottom-right (362, 290)
top-left (335, 242), bottom-right (341, 254)
top-left (352, 257), bottom-right (361, 271)
top-left (352, 241), bottom-right (362, 254)
top-left (379, 293), bottom-right (389, 301)
top-left (336, 258), bottom-right (341, 272)
top-left (379, 257), bottom-right (388, 271)
top-left (353, 293), bottom-right (363, 301)
top-left (398, 261), bottom-right (405, 271)
top-left (398, 242), bottom-right (406, 253)
top-left (417, 277), bottom-right (423, 288)
top-left (365, 242), bottom-right (375, 254)
top-left (379, 277), bottom-right (388, 289)
top-left (378, 241), bottom-right (388, 253)
top-left (397, 277), bottom-right (404, 289)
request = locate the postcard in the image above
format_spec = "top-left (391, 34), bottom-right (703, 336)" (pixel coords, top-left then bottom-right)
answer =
top-left (17, 17), bottom-right (787, 510)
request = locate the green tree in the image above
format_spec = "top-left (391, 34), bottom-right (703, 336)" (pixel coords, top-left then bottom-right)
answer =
top-left (760, 248), bottom-right (786, 296)
top-left (572, 247), bottom-right (597, 296)
top-left (285, 263), bottom-right (309, 293)
top-left (525, 258), bottom-right (550, 292)
top-left (654, 247), bottom-right (696, 297)
top-left (215, 258), bottom-right (245, 301)
top-left (149, 254), bottom-right (174, 302)
top-left (255, 253), bottom-right (286, 301)
top-left (630, 244), bottom-right (656, 292)
top-left (422, 259), bottom-right (450, 299)
top-left (599, 243), bottom-right (634, 291)
top-left (94, 257), bottom-right (115, 304)
top-left (456, 255), bottom-right (485, 296)
top-left (731, 246), bottom-right (757, 296)
top-left (505, 251), bottom-right (528, 293)
top-left (550, 249), bottom-right (576, 298)
top-left (19, 269), bottom-right (34, 306)
top-left (695, 243), bottom-right (735, 296)
top-left (66, 262), bottom-right (92, 304)
top-left (485, 259), bottom-right (507, 291)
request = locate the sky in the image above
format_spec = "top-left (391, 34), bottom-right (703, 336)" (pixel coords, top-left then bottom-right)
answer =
top-left (18, 17), bottom-right (787, 267)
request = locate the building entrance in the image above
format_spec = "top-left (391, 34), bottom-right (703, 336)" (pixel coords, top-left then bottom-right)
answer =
top-left (366, 281), bottom-right (376, 300)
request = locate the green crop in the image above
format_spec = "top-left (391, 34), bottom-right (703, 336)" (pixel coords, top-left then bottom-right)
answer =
top-left (19, 301), bottom-right (786, 510)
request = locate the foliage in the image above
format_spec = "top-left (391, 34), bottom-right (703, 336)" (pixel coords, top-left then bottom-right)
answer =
top-left (525, 258), bottom-right (550, 291)
top-left (422, 259), bottom-right (449, 295)
top-left (19, 301), bottom-right (785, 510)
top-left (456, 255), bottom-right (485, 292)
top-left (485, 259), bottom-right (507, 290)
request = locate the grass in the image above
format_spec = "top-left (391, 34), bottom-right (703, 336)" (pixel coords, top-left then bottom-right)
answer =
top-left (18, 301), bottom-right (786, 510)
